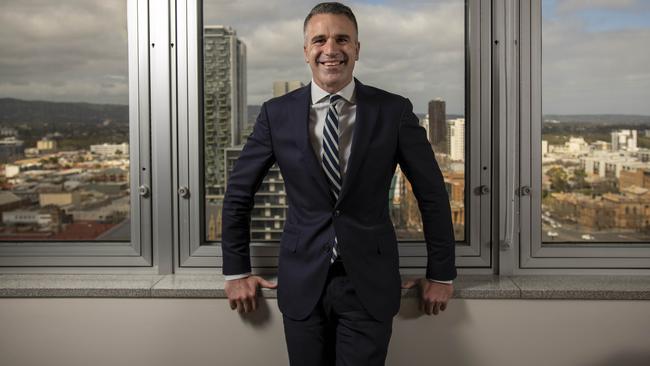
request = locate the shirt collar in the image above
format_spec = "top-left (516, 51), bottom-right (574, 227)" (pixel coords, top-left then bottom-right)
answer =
top-left (310, 78), bottom-right (356, 105)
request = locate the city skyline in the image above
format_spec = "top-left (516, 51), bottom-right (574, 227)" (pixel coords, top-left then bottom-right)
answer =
top-left (2, 83), bottom-right (650, 242)
top-left (0, 0), bottom-right (649, 242)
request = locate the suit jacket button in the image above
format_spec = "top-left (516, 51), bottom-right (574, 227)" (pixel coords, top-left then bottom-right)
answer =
top-left (334, 210), bottom-right (341, 217)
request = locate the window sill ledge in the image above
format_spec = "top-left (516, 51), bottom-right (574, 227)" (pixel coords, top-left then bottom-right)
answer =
top-left (1, 274), bottom-right (649, 300)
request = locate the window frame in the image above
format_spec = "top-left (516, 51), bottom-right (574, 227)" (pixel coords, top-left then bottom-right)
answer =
top-left (3, 0), bottom-right (646, 276)
top-left (515, 0), bottom-right (650, 272)
top-left (174, 0), bottom-right (494, 275)
top-left (0, 0), bottom-right (153, 270)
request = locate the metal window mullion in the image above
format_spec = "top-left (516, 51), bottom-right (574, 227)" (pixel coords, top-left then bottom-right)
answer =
top-left (150, 0), bottom-right (174, 274)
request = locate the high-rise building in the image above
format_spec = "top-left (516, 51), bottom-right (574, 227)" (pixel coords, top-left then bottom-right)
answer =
top-left (203, 26), bottom-right (247, 199)
top-left (0, 137), bottom-right (24, 163)
top-left (273, 81), bottom-right (304, 97)
top-left (611, 129), bottom-right (638, 152)
top-left (447, 118), bottom-right (465, 161)
top-left (428, 98), bottom-right (447, 153)
top-left (206, 146), bottom-right (286, 241)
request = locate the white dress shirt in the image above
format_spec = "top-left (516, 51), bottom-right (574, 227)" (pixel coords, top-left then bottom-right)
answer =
top-left (225, 79), bottom-right (452, 285)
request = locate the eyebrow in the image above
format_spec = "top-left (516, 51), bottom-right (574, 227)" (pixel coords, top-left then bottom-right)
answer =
top-left (310, 35), bottom-right (325, 43)
top-left (310, 34), bottom-right (351, 43)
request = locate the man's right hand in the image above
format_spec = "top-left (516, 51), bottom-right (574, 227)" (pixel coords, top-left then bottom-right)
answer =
top-left (224, 276), bottom-right (277, 313)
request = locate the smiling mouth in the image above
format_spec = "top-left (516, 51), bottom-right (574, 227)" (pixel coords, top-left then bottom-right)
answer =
top-left (318, 60), bottom-right (345, 66)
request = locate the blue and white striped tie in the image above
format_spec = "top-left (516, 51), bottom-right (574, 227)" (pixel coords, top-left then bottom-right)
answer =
top-left (322, 94), bottom-right (343, 263)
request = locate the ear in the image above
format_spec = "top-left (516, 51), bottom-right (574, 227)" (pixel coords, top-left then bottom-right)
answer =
top-left (303, 44), bottom-right (309, 63)
top-left (355, 41), bottom-right (361, 61)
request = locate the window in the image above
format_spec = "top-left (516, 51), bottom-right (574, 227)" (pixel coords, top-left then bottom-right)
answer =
top-left (518, 0), bottom-right (650, 270)
top-left (541, 0), bottom-right (650, 245)
top-left (0, 0), bottom-right (152, 267)
top-left (176, 0), bottom-right (492, 270)
top-left (2, 0), bottom-right (647, 274)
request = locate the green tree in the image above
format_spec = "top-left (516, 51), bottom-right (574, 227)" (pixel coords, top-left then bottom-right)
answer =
top-left (571, 168), bottom-right (588, 189)
top-left (547, 167), bottom-right (569, 192)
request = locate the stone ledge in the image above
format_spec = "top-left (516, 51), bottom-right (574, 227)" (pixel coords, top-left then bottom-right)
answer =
top-left (512, 275), bottom-right (650, 300)
top-left (1, 274), bottom-right (649, 300)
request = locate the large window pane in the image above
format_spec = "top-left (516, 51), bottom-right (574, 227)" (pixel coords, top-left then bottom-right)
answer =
top-left (0, 1), bottom-right (131, 241)
top-left (541, 0), bottom-right (650, 244)
top-left (202, 0), bottom-right (467, 244)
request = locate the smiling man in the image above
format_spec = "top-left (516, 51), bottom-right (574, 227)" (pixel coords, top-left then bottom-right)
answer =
top-left (303, 6), bottom-right (359, 93)
top-left (221, 2), bottom-right (457, 365)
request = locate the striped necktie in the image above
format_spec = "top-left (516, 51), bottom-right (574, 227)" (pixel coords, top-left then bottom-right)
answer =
top-left (322, 94), bottom-right (343, 263)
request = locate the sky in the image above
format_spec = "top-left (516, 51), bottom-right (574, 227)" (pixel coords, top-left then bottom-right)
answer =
top-left (0, 0), bottom-right (128, 106)
top-left (0, 0), bottom-right (648, 115)
top-left (541, 0), bottom-right (650, 115)
top-left (203, 0), bottom-right (465, 114)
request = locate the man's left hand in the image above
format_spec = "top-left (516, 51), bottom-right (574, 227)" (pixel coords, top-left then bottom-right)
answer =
top-left (401, 278), bottom-right (453, 316)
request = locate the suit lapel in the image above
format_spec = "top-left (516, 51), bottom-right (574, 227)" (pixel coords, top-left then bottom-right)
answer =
top-left (291, 79), bottom-right (379, 209)
top-left (291, 84), bottom-right (334, 202)
top-left (335, 79), bottom-right (379, 209)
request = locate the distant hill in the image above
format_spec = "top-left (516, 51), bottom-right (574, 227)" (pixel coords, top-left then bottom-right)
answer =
top-left (543, 114), bottom-right (650, 125)
top-left (0, 98), bottom-right (130, 149)
top-left (0, 98), bottom-right (128, 127)
top-left (0, 100), bottom-right (286, 132)
top-left (2, 98), bottom-right (646, 130)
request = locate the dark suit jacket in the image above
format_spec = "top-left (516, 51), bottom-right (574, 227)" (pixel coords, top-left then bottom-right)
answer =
top-left (221, 78), bottom-right (456, 322)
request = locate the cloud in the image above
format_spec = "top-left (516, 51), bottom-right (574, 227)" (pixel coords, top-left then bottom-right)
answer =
top-left (1, 0), bottom-right (647, 116)
top-left (353, 2), bottom-right (464, 113)
top-left (542, 5), bottom-right (650, 114)
top-left (204, 0), bottom-right (465, 114)
top-left (0, 0), bottom-right (127, 104)
top-left (555, 0), bottom-right (644, 14)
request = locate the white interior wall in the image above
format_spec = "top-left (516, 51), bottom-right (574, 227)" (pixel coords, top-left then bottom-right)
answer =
top-left (1, 298), bottom-right (649, 366)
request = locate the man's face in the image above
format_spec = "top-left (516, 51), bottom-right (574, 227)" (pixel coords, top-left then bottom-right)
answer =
top-left (304, 13), bottom-right (360, 93)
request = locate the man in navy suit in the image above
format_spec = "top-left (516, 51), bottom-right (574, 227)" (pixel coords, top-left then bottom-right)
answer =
top-left (222, 2), bottom-right (456, 365)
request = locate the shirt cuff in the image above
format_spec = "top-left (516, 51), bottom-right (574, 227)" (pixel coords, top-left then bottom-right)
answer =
top-left (224, 272), bottom-right (251, 281)
top-left (428, 279), bottom-right (453, 284)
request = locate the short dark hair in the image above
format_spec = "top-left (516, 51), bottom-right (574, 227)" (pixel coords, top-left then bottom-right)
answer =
top-left (303, 2), bottom-right (358, 34)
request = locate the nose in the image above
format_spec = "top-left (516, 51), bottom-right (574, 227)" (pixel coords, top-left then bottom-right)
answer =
top-left (323, 37), bottom-right (340, 55)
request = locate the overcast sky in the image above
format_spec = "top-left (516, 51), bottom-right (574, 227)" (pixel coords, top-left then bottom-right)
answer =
top-left (203, 0), bottom-right (465, 114)
top-left (0, 0), bottom-right (128, 106)
top-left (542, 0), bottom-right (650, 115)
top-left (0, 0), bottom-right (648, 115)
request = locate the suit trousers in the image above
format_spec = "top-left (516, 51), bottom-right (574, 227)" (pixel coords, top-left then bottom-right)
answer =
top-left (282, 259), bottom-right (393, 366)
